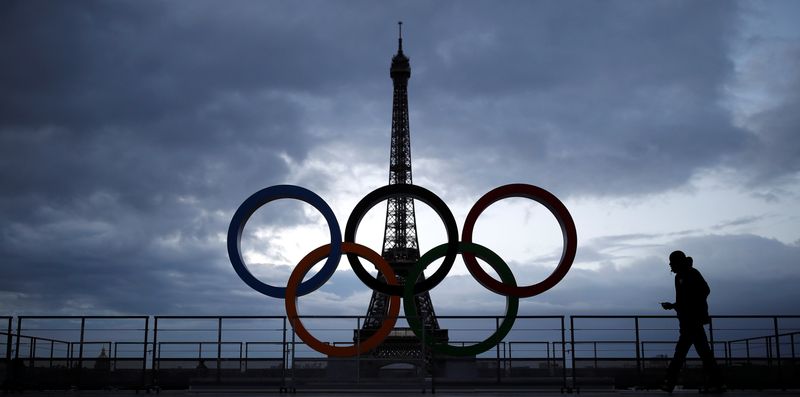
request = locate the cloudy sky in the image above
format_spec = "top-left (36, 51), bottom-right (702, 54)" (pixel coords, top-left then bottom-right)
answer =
top-left (1, 0), bottom-right (799, 320)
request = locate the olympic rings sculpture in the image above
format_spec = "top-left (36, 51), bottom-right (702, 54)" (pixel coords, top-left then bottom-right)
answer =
top-left (228, 183), bottom-right (577, 357)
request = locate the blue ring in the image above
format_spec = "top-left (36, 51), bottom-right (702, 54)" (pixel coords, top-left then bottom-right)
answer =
top-left (227, 185), bottom-right (342, 298)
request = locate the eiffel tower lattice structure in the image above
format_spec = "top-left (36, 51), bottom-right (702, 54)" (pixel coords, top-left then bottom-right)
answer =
top-left (354, 23), bottom-right (449, 361)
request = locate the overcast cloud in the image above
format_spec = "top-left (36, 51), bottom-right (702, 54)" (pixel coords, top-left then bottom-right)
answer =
top-left (1, 0), bottom-right (799, 318)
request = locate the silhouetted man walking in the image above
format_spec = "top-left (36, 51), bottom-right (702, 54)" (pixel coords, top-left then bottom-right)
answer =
top-left (660, 250), bottom-right (724, 393)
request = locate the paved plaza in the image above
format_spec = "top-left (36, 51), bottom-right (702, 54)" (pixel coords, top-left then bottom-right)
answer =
top-left (4, 390), bottom-right (798, 397)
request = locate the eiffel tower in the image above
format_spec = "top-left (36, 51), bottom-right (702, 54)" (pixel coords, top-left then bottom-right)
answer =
top-left (354, 23), bottom-right (449, 360)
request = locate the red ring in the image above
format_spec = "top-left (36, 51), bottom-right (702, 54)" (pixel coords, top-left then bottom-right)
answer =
top-left (285, 242), bottom-right (400, 357)
top-left (461, 184), bottom-right (577, 298)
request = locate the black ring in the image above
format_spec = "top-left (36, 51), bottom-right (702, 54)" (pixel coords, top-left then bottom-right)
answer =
top-left (344, 184), bottom-right (459, 296)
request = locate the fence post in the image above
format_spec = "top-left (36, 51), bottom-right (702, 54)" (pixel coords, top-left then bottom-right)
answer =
top-left (570, 316), bottom-right (576, 392)
top-left (77, 317), bottom-right (86, 388)
top-left (142, 317), bottom-right (149, 390)
top-left (707, 316), bottom-right (715, 358)
top-left (244, 342), bottom-right (249, 372)
top-left (281, 316), bottom-right (287, 391)
top-left (112, 342), bottom-right (117, 371)
top-left (217, 317), bottom-right (223, 383)
top-left (726, 341), bottom-right (731, 367)
top-left (29, 338), bottom-right (36, 369)
top-left (151, 317), bottom-right (159, 390)
top-left (745, 339), bottom-right (750, 365)
top-left (545, 341), bottom-right (550, 367)
top-left (496, 316), bottom-right (501, 384)
top-left (560, 317), bottom-right (566, 392)
top-left (640, 342), bottom-right (645, 363)
top-left (15, 317), bottom-right (21, 360)
top-left (773, 316), bottom-right (783, 390)
top-left (767, 336), bottom-right (773, 367)
top-left (238, 341), bottom-right (243, 372)
top-left (291, 325), bottom-right (296, 390)
top-left (5, 317), bottom-right (11, 363)
top-left (634, 316), bottom-right (642, 385)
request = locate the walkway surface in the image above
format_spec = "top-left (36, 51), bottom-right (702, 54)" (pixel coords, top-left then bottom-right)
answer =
top-left (5, 390), bottom-right (797, 397)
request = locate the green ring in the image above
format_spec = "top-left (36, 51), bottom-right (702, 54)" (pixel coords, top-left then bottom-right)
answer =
top-left (404, 242), bottom-right (519, 357)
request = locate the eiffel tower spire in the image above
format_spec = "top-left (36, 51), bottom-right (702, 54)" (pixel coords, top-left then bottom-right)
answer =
top-left (357, 24), bottom-right (446, 359)
top-left (382, 20), bottom-right (415, 264)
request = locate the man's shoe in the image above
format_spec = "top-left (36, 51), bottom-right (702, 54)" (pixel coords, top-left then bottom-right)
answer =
top-left (700, 384), bottom-right (726, 394)
top-left (660, 380), bottom-right (675, 393)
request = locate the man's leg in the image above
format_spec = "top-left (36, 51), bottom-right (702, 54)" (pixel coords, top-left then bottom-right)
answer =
top-left (691, 326), bottom-right (724, 389)
top-left (665, 327), bottom-right (693, 387)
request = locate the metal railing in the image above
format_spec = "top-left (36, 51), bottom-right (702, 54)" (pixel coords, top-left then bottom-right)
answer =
top-left (568, 315), bottom-right (800, 391)
top-left (5, 316), bottom-right (149, 390)
top-left (0, 314), bottom-right (796, 392)
top-left (151, 315), bottom-right (286, 390)
top-left (3, 317), bottom-right (11, 362)
top-left (724, 331), bottom-right (800, 366)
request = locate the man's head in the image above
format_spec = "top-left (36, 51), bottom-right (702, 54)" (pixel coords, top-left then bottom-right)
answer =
top-left (669, 250), bottom-right (689, 273)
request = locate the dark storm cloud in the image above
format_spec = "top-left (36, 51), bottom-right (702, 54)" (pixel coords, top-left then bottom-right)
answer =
top-left (0, 1), bottom-right (381, 131)
top-left (733, 38), bottom-right (800, 186)
top-left (0, 0), bottom-right (334, 314)
top-left (0, 1), bottom-right (321, 214)
top-left (404, 1), bottom-right (754, 197)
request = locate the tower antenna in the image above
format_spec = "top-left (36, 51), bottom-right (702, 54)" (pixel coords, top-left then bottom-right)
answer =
top-left (398, 21), bottom-right (403, 52)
